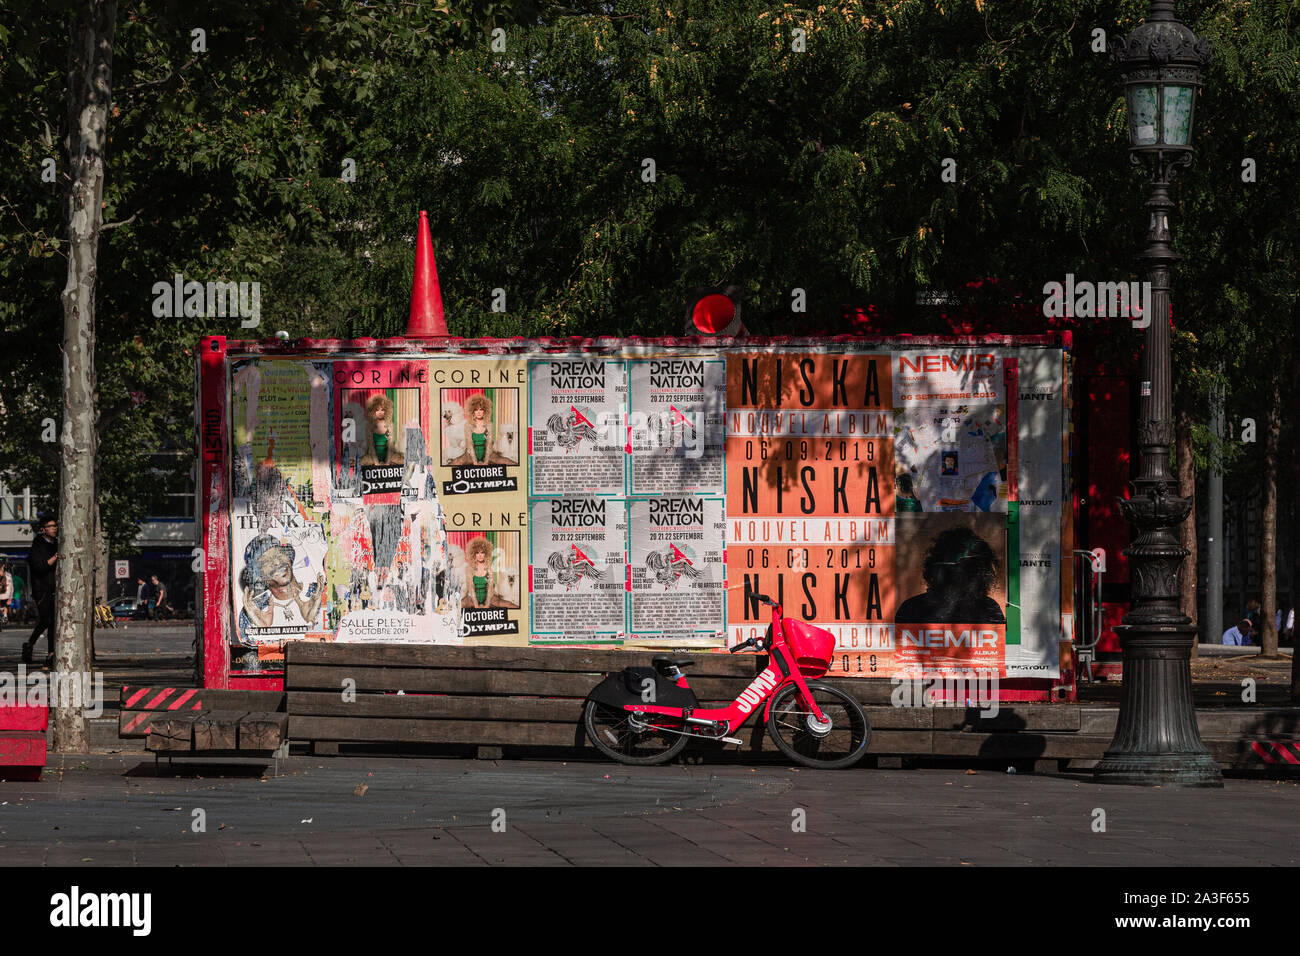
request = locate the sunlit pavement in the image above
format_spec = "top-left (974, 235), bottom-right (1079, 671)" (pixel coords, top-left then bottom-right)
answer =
top-left (1, 755), bottom-right (1296, 866)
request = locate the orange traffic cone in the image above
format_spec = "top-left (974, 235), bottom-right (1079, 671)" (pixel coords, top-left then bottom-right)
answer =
top-left (407, 210), bottom-right (449, 336)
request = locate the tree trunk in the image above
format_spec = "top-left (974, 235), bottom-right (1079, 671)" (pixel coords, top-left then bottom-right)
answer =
top-left (1177, 405), bottom-right (1198, 659)
top-left (54, 0), bottom-right (116, 753)
top-left (1259, 377), bottom-right (1281, 657)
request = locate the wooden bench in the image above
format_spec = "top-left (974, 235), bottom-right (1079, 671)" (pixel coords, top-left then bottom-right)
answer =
top-left (282, 644), bottom-right (1106, 765)
top-left (118, 686), bottom-right (287, 771)
top-left (0, 703), bottom-right (47, 781)
top-left (284, 642), bottom-right (768, 757)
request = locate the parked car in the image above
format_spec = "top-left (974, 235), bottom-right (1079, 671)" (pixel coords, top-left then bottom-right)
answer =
top-left (108, 596), bottom-right (147, 620)
top-left (108, 595), bottom-right (180, 621)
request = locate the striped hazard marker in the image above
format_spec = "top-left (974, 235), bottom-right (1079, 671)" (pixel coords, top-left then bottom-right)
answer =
top-left (120, 686), bottom-right (203, 735)
top-left (1249, 741), bottom-right (1300, 765)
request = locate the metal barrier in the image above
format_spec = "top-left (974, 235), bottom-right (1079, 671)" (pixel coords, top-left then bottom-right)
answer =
top-left (1072, 549), bottom-right (1105, 682)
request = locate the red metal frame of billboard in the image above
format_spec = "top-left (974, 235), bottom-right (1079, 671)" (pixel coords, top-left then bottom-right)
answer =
top-left (196, 333), bottom-right (1074, 694)
top-left (197, 336), bottom-right (233, 689)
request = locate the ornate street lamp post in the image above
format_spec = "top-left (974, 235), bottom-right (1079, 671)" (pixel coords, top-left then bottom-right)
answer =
top-left (1095, 2), bottom-right (1221, 786)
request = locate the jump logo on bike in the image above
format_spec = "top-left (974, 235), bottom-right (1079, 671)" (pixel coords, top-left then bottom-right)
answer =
top-left (734, 667), bottom-right (783, 715)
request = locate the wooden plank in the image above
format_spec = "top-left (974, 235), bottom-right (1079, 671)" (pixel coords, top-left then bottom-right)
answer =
top-left (1077, 707), bottom-right (1268, 738)
top-left (119, 685), bottom-right (284, 712)
top-left (287, 691), bottom-right (586, 723)
top-left (119, 709), bottom-right (172, 739)
top-left (288, 715), bottom-right (587, 748)
top-left (930, 731), bottom-right (1117, 760)
top-left (284, 641), bottom-right (763, 677)
top-left (284, 664), bottom-right (753, 701)
top-left (147, 712), bottom-right (204, 752)
top-left (1078, 707), bottom-right (1119, 736)
top-left (862, 706), bottom-right (932, 730)
top-left (239, 712), bottom-right (289, 751)
top-left (194, 710), bottom-right (246, 751)
top-left (816, 680), bottom-right (898, 705)
top-left (929, 704), bottom-right (1081, 732)
top-left (1195, 709), bottom-right (1300, 737)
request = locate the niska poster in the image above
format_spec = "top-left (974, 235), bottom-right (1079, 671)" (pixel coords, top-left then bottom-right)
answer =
top-left (724, 347), bottom-right (1054, 679)
top-left (725, 352), bottom-right (898, 673)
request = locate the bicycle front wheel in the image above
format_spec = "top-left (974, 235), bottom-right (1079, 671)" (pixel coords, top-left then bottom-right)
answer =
top-left (766, 680), bottom-right (871, 769)
top-left (583, 700), bottom-right (688, 766)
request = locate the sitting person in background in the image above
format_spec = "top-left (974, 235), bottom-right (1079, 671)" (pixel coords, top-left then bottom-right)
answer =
top-left (1221, 618), bottom-right (1253, 646)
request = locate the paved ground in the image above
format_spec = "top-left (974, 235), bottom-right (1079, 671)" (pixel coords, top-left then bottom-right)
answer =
top-left (2, 754), bottom-right (1297, 866)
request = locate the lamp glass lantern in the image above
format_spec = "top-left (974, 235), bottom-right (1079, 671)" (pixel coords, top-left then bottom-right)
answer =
top-left (1122, 66), bottom-right (1200, 152)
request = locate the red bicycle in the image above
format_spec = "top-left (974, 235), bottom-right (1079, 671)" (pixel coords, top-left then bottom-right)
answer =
top-left (583, 594), bottom-right (871, 769)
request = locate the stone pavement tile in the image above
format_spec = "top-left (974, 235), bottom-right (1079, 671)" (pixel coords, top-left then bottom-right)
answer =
top-left (775, 841), bottom-right (880, 865)
top-left (45, 847), bottom-right (138, 865)
top-left (884, 856), bottom-right (967, 866)
top-left (512, 822), bottom-right (653, 866)
top-left (217, 840), bottom-right (314, 865)
top-left (129, 843), bottom-right (229, 866)
top-left (384, 852), bottom-right (489, 867)
top-left (446, 824), bottom-right (570, 865)
top-left (0, 846), bottom-right (48, 865)
top-left (649, 813), bottom-right (859, 865)
top-left (986, 838), bottom-right (1084, 860)
top-left (586, 817), bottom-right (732, 866)
top-left (942, 855), bottom-right (1037, 866)
top-left (301, 841), bottom-right (398, 865)
top-left (374, 829), bottom-right (486, 866)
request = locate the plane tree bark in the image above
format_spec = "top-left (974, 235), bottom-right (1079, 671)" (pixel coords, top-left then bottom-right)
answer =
top-left (54, 0), bottom-right (117, 752)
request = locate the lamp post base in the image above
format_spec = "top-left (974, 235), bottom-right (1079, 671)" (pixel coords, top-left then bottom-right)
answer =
top-left (1093, 623), bottom-right (1224, 788)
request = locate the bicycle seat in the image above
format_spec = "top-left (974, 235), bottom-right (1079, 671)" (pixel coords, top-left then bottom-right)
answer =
top-left (653, 656), bottom-right (695, 670)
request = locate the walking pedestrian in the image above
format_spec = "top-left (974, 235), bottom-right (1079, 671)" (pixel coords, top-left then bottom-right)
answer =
top-left (23, 514), bottom-right (58, 665)
top-left (151, 574), bottom-right (172, 618)
top-left (0, 562), bottom-right (12, 629)
top-left (9, 566), bottom-right (24, 621)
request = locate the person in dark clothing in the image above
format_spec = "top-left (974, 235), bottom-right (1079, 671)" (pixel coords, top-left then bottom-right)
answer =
top-left (24, 514), bottom-right (58, 665)
top-left (895, 526), bottom-right (1005, 625)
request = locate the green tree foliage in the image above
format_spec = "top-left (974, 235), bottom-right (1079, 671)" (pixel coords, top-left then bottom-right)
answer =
top-left (0, 0), bottom-right (1295, 557)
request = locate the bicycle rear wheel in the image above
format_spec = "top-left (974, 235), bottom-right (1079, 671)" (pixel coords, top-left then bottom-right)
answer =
top-left (583, 700), bottom-right (688, 766)
top-left (766, 680), bottom-right (871, 769)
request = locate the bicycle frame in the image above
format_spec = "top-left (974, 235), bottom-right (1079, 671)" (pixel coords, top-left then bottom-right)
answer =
top-left (621, 602), bottom-right (831, 734)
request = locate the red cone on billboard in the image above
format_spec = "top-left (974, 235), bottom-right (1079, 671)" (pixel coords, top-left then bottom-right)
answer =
top-left (407, 210), bottom-right (449, 336)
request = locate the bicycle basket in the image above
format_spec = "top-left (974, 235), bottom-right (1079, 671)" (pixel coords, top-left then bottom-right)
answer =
top-left (782, 619), bottom-right (835, 676)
